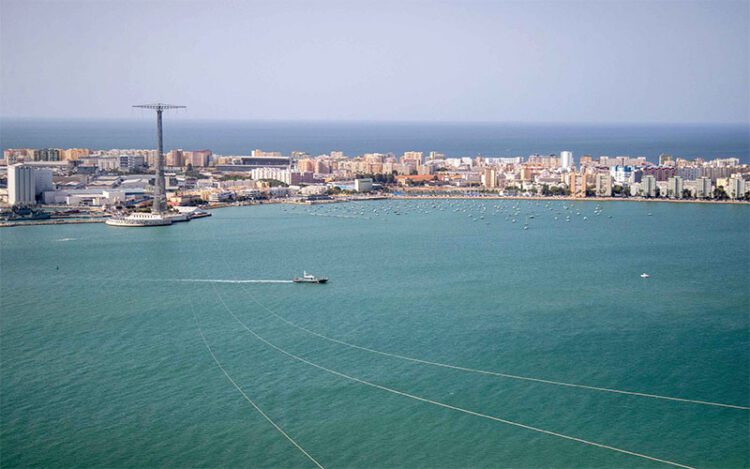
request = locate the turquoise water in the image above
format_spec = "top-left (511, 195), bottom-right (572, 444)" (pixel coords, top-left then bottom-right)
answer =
top-left (1, 200), bottom-right (748, 468)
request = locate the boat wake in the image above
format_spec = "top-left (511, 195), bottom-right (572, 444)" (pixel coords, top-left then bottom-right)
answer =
top-left (171, 279), bottom-right (293, 284)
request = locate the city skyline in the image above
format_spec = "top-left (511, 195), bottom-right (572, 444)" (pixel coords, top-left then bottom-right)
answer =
top-left (1, 0), bottom-right (748, 124)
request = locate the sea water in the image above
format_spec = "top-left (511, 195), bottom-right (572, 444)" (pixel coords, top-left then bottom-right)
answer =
top-left (1, 200), bottom-right (748, 467)
top-left (2, 119), bottom-right (748, 163)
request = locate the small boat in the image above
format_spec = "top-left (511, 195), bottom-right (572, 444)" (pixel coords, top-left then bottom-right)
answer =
top-left (293, 271), bottom-right (328, 284)
top-left (640, 273), bottom-right (650, 278)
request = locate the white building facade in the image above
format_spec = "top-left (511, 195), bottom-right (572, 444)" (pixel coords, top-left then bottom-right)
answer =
top-left (560, 151), bottom-right (574, 170)
top-left (8, 164), bottom-right (36, 206)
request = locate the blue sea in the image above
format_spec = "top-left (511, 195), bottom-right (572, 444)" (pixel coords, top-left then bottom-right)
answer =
top-left (1, 200), bottom-right (748, 467)
top-left (1, 119), bottom-right (749, 163)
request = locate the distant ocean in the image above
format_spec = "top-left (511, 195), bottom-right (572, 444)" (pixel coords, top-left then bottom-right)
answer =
top-left (1, 119), bottom-right (748, 163)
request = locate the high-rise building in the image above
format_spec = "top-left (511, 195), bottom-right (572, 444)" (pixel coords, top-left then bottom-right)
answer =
top-left (184, 150), bottom-right (211, 168)
top-left (34, 168), bottom-right (54, 194)
top-left (61, 148), bottom-right (90, 161)
top-left (119, 155), bottom-right (146, 172)
top-left (560, 151), bottom-right (574, 170)
top-left (595, 173), bottom-right (612, 197)
top-left (165, 149), bottom-right (183, 167)
top-left (402, 151), bottom-right (423, 165)
top-left (481, 168), bottom-right (497, 188)
top-left (667, 176), bottom-right (684, 198)
top-left (727, 175), bottom-right (747, 199)
top-left (314, 159), bottom-right (330, 174)
top-left (642, 175), bottom-right (657, 197)
top-left (659, 154), bottom-right (673, 165)
top-left (567, 172), bottom-right (587, 197)
top-left (250, 167), bottom-right (291, 184)
top-left (8, 164), bottom-right (36, 206)
top-left (611, 165), bottom-right (633, 183)
top-left (694, 177), bottom-right (712, 199)
top-left (35, 148), bottom-right (61, 162)
top-left (298, 158), bottom-right (315, 173)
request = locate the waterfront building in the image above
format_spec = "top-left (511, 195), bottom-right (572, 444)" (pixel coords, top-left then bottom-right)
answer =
top-left (208, 191), bottom-right (234, 203)
top-left (481, 168), bottom-right (498, 188)
top-left (727, 175), bottom-right (747, 199)
top-left (43, 188), bottom-right (127, 206)
top-left (8, 164), bottom-right (36, 205)
top-left (667, 176), bottom-right (684, 198)
top-left (642, 175), bottom-right (657, 197)
top-left (595, 173), bottom-right (613, 197)
top-left (354, 178), bottom-right (374, 192)
top-left (567, 172), bottom-right (587, 198)
top-left (694, 177), bottom-right (712, 198)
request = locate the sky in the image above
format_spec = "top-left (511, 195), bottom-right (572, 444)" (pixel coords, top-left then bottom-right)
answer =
top-left (1, 0), bottom-right (748, 124)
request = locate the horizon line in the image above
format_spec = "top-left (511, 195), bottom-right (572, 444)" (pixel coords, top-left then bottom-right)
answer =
top-left (1, 116), bottom-right (748, 127)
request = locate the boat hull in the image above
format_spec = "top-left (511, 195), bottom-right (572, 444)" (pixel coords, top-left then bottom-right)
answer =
top-left (293, 278), bottom-right (328, 284)
top-left (105, 215), bottom-right (173, 227)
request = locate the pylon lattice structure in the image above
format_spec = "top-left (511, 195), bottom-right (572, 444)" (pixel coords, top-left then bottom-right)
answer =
top-left (133, 103), bottom-right (186, 214)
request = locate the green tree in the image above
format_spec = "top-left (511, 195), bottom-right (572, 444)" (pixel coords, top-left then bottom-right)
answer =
top-left (258, 178), bottom-right (288, 187)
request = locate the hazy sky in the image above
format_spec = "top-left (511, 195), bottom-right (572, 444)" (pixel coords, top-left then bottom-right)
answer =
top-left (1, 0), bottom-right (748, 123)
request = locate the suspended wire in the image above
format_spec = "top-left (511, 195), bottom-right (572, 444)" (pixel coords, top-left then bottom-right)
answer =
top-left (209, 283), bottom-right (695, 469)
top-left (221, 264), bottom-right (749, 411)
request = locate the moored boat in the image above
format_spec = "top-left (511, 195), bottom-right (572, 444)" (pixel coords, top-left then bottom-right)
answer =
top-left (106, 212), bottom-right (173, 227)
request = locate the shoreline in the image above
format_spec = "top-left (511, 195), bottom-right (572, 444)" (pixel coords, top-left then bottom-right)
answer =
top-left (0, 218), bottom-right (107, 228)
top-left (2, 195), bottom-right (747, 227)
top-left (384, 194), bottom-right (750, 205)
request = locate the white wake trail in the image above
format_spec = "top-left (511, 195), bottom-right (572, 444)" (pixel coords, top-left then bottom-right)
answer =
top-left (172, 279), bottom-right (293, 284)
